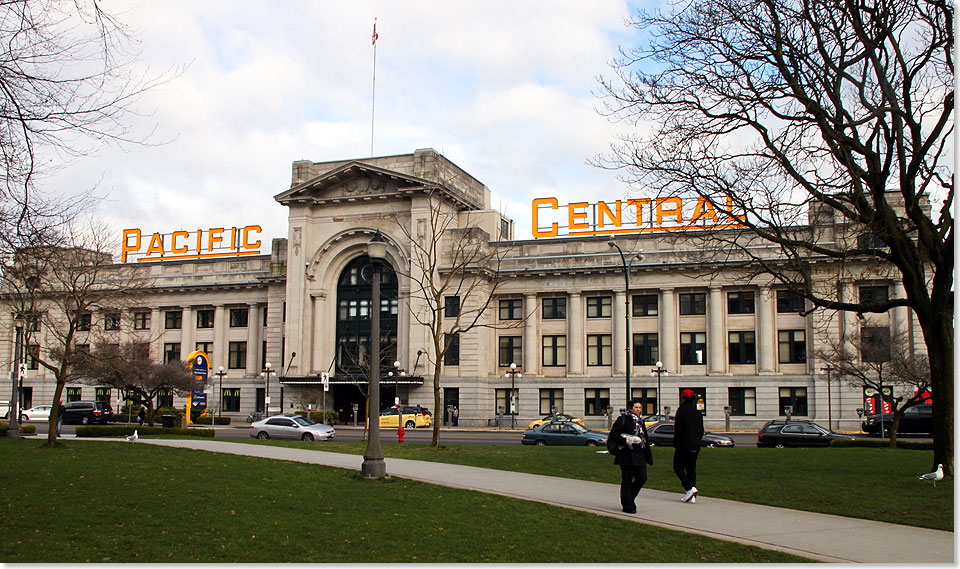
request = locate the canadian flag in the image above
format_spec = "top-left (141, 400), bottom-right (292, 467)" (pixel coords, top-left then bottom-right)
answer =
top-left (372, 22), bottom-right (378, 45)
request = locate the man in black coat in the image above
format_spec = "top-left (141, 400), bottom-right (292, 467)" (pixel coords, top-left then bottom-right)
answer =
top-left (608, 400), bottom-right (653, 513)
top-left (673, 389), bottom-right (705, 503)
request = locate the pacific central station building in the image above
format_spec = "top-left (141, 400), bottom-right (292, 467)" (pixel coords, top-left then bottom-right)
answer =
top-left (5, 148), bottom-right (925, 431)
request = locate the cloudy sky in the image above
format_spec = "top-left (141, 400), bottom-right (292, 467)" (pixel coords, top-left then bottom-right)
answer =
top-left (42, 0), bottom-right (652, 253)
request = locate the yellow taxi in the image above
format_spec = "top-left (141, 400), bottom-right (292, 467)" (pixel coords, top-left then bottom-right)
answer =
top-left (378, 406), bottom-right (432, 429)
top-left (527, 413), bottom-right (585, 429)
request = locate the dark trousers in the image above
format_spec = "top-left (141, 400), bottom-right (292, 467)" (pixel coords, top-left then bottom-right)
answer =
top-left (673, 447), bottom-right (700, 491)
top-left (619, 462), bottom-right (647, 511)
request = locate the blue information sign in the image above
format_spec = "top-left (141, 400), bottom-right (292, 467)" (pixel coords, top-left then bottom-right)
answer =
top-left (192, 353), bottom-right (209, 380)
top-left (191, 391), bottom-right (207, 409)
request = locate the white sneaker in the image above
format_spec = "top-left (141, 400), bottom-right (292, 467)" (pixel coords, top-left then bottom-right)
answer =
top-left (688, 496), bottom-right (696, 503)
top-left (681, 486), bottom-right (699, 502)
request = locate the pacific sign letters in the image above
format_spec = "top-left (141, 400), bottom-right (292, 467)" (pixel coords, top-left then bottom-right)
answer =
top-left (121, 225), bottom-right (262, 263)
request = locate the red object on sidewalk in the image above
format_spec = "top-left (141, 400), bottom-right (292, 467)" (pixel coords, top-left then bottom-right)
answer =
top-left (398, 424), bottom-right (404, 443)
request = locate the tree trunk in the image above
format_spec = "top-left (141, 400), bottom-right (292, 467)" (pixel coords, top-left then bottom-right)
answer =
top-left (44, 379), bottom-right (66, 447)
top-left (888, 412), bottom-right (900, 449)
top-left (917, 308), bottom-right (954, 476)
top-left (431, 366), bottom-right (442, 447)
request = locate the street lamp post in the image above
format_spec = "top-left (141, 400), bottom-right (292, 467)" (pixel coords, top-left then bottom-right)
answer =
top-left (215, 366), bottom-right (226, 420)
top-left (650, 360), bottom-right (668, 415)
top-left (608, 241), bottom-right (644, 406)
top-left (820, 365), bottom-right (836, 431)
top-left (7, 316), bottom-right (23, 438)
top-left (504, 363), bottom-right (522, 429)
top-left (362, 231), bottom-right (388, 478)
top-left (261, 362), bottom-right (276, 416)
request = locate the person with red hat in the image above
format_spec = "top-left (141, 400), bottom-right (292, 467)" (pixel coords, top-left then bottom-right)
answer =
top-left (674, 388), bottom-right (704, 503)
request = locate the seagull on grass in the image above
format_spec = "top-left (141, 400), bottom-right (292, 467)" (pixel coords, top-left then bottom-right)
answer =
top-left (126, 430), bottom-right (138, 443)
top-left (917, 464), bottom-right (943, 487)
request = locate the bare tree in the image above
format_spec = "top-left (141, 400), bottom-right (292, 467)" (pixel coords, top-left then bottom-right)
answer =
top-left (393, 189), bottom-right (509, 446)
top-left (597, 0), bottom-right (952, 473)
top-left (70, 341), bottom-right (194, 426)
top-left (819, 328), bottom-right (930, 447)
top-left (2, 218), bottom-right (150, 446)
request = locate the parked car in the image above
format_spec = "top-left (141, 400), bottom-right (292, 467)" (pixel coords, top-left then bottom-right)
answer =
top-left (378, 406), bottom-right (432, 429)
top-left (61, 401), bottom-right (113, 425)
top-left (527, 413), bottom-right (585, 429)
top-left (861, 403), bottom-right (933, 436)
top-left (646, 421), bottom-right (735, 447)
top-left (642, 413), bottom-right (672, 427)
top-left (0, 402), bottom-right (9, 420)
top-left (20, 405), bottom-right (53, 422)
top-left (521, 421), bottom-right (608, 446)
top-left (249, 415), bottom-right (336, 441)
top-left (757, 420), bottom-right (855, 447)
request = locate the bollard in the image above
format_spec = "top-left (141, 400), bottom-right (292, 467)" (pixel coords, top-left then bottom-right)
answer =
top-left (398, 424), bottom-right (405, 443)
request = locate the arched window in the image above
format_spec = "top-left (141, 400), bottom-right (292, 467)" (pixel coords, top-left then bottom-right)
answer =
top-left (335, 256), bottom-right (398, 378)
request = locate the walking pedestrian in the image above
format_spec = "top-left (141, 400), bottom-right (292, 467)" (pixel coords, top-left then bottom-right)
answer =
top-left (56, 400), bottom-right (65, 437)
top-left (607, 400), bottom-right (653, 513)
top-left (452, 405), bottom-right (459, 427)
top-left (674, 389), bottom-right (705, 503)
top-left (137, 406), bottom-right (146, 426)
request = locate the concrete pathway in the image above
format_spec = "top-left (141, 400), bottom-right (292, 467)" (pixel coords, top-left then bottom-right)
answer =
top-left (135, 438), bottom-right (953, 563)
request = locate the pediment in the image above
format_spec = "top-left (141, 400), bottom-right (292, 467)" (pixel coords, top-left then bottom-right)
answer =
top-left (274, 161), bottom-right (434, 205)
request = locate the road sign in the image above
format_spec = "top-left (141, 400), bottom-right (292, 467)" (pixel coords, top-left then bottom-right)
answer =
top-left (321, 371), bottom-right (329, 392)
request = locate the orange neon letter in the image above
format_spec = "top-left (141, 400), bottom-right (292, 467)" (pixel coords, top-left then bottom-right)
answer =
top-left (532, 198), bottom-right (559, 238)
top-left (207, 228), bottom-right (225, 252)
top-left (145, 233), bottom-right (165, 257)
top-left (690, 197), bottom-right (719, 224)
top-left (171, 231), bottom-right (189, 254)
top-left (568, 202), bottom-right (589, 230)
top-left (655, 197), bottom-right (683, 225)
top-left (121, 229), bottom-right (141, 263)
top-left (242, 225), bottom-right (262, 250)
top-left (597, 201), bottom-right (622, 228)
top-left (627, 199), bottom-right (651, 225)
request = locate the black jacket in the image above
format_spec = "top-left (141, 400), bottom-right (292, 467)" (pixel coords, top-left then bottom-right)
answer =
top-left (673, 399), bottom-right (705, 451)
top-left (608, 413), bottom-right (653, 466)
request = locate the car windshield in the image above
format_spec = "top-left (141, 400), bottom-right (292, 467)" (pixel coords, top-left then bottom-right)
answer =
top-left (292, 416), bottom-right (315, 426)
top-left (569, 423), bottom-right (588, 433)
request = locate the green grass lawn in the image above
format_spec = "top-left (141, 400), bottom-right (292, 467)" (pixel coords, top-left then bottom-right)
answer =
top-left (0, 439), bottom-right (808, 563)
top-left (231, 438), bottom-right (953, 531)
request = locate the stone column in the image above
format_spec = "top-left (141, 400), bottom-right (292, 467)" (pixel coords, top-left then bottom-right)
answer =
top-left (612, 291), bottom-right (626, 375)
top-left (891, 282), bottom-right (909, 344)
top-left (568, 293), bottom-right (583, 375)
top-left (660, 288), bottom-right (677, 373)
top-left (213, 304), bottom-right (227, 371)
top-left (150, 308), bottom-right (162, 362)
top-left (757, 287), bottom-right (775, 373)
top-left (181, 306), bottom-right (194, 358)
top-left (312, 294), bottom-right (326, 376)
top-left (246, 304), bottom-right (260, 376)
top-left (523, 293), bottom-right (538, 375)
top-left (708, 287), bottom-right (725, 374)
top-left (839, 283), bottom-right (858, 359)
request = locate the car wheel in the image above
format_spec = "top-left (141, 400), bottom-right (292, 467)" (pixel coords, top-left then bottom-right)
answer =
top-left (20, 414), bottom-right (27, 422)
top-left (81, 416), bottom-right (90, 425)
top-left (705, 442), bottom-right (716, 448)
top-left (585, 440), bottom-right (598, 446)
top-left (405, 420), bottom-right (416, 429)
top-left (535, 439), bottom-right (547, 446)
top-left (257, 431), bottom-right (270, 439)
top-left (774, 443), bottom-right (785, 448)
top-left (301, 433), bottom-right (314, 441)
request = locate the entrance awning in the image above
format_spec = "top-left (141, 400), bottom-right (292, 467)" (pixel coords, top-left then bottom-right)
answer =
top-left (279, 375), bottom-right (425, 386)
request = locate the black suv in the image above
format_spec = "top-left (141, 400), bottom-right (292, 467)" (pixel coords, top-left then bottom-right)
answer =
top-left (757, 419), bottom-right (854, 447)
top-left (62, 401), bottom-right (113, 425)
top-left (861, 403), bottom-right (932, 436)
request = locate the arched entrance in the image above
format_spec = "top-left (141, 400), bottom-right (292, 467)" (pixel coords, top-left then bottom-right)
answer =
top-left (332, 255), bottom-right (398, 423)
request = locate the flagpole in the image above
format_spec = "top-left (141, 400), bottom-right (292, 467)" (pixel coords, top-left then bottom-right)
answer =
top-left (370, 18), bottom-right (377, 157)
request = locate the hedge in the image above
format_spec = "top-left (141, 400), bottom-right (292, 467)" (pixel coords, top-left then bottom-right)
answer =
top-left (75, 425), bottom-right (215, 438)
top-left (831, 438), bottom-right (933, 450)
top-left (0, 422), bottom-right (36, 434)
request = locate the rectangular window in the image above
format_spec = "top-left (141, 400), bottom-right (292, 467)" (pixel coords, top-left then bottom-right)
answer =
top-left (381, 298), bottom-right (398, 316)
top-left (78, 313), bottom-right (91, 332)
top-left (779, 387), bottom-right (808, 416)
top-left (229, 307), bottom-right (249, 328)
top-left (861, 326), bottom-right (891, 362)
top-left (75, 343), bottom-right (89, 355)
top-left (632, 333), bottom-right (659, 366)
top-left (196, 309), bottom-right (214, 329)
top-left (104, 312), bottom-right (121, 331)
top-left (727, 291), bottom-right (755, 314)
top-left (95, 387), bottom-right (111, 404)
top-left (679, 292), bottom-right (706, 315)
top-left (680, 332), bottom-right (707, 365)
top-left (165, 310), bottom-right (182, 330)
top-left (542, 297), bottom-right (567, 319)
top-left (542, 335), bottom-right (567, 367)
top-left (195, 342), bottom-right (213, 358)
top-left (163, 343), bottom-right (181, 364)
top-left (776, 290), bottom-right (805, 313)
top-left (499, 298), bottom-right (522, 320)
top-left (859, 285), bottom-right (889, 305)
top-left (443, 333), bottom-right (460, 366)
top-left (729, 387), bottom-right (757, 416)
top-left (586, 334), bottom-right (612, 366)
top-left (444, 296), bottom-right (461, 318)
top-left (632, 294), bottom-right (658, 317)
top-left (586, 296), bottom-right (612, 318)
top-left (156, 389), bottom-right (173, 408)
top-left (498, 336), bottom-right (522, 368)
top-left (228, 341), bottom-right (247, 369)
top-left (262, 307), bottom-right (268, 327)
top-left (584, 388), bottom-right (610, 416)
top-left (222, 388), bottom-right (241, 413)
top-left (728, 331), bottom-right (756, 364)
top-left (66, 387), bottom-right (82, 402)
top-left (631, 387), bottom-right (658, 416)
top-left (778, 330), bottom-right (807, 363)
top-left (495, 388), bottom-right (518, 415)
top-left (26, 344), bottom-right (39, 370)
top-left (539, 389), bottom-right (564, 414)
top-left (133, 311), bottom-right (150, 330)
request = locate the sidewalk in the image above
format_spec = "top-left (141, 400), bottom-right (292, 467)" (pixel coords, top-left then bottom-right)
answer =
top-left (132, 438), bottom-right (953, 563)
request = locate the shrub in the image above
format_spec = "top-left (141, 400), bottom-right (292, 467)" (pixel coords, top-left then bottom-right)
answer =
top-left (295, 410), bottom-right (338, 425)
top-left (831, 438), bottom-right (933, 450)
top-left (188, 415), bottom-right (231, 425)
top-left (75, 425), bottom-right (215, 438)
top-left (0, 422), bottom-right (36, 434)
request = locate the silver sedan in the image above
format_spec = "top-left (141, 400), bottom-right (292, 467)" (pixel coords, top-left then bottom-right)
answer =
top-left (248, 415), bottom-right (336, 441)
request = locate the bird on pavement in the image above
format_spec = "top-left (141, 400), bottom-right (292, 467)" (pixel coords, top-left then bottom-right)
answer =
top-left (126, 430), bottom-right (138, 443)
top-left (917, 464), bottom-right (943, 487)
